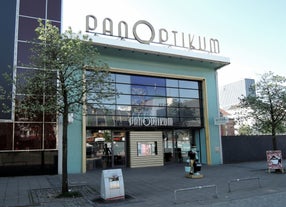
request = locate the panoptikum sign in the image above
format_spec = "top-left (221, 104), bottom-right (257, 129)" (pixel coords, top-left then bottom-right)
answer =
top-left (86, 15), bottom-right (220, 54)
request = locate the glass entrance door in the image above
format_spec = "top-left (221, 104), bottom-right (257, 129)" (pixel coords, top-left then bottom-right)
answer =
top-left (163, 130), bottom-right (191, 163)
top-left (112, 131), bottom-right (126, 167)
top-left (86, 130), bottom-right (126, 170)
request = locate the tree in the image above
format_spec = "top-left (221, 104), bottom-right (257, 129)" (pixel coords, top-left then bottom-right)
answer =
top-left (238, 124), bottom-right (253, 135)
top-left (2, 20), bottom-right (115, 194)
top-left (239, 71), bottom-right (286, 150)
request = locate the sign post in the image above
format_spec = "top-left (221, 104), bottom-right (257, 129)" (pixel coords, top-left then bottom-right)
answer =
top-left (214, 117), bottom-right (229, 125)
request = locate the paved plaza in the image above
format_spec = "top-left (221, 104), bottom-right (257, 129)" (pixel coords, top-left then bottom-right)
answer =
top-left (1, 161), bottom-right (286, 207)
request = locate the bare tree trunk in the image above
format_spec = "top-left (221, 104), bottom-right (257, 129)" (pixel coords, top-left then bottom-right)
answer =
top-left (62, 108), bottom-right (69, 194)
top-left (272, 134), bottom-right (278, 150)
top-left (272, 126), bottom-right (277, 150)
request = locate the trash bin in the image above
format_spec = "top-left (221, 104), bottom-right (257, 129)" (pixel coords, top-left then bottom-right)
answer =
top-left (100, 169), bottom-right (125, 200)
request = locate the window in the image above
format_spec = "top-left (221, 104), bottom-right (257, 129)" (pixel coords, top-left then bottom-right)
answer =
top-left (137, 142), bottom-right (158, 156)
top-left (86, 73), bottom-right (203, 128)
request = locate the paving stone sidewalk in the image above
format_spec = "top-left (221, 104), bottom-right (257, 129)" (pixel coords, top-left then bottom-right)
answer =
top-left (1, 161), bottom-right (286, 207)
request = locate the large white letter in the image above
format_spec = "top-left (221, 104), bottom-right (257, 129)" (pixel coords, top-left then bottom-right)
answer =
top-left (159, 28), bottom-right (168, 44)
top-left (118, 21), bottom-right (128, 38)
top-left (209, 38), bottom-right (220, 53)
top-left (86, 15), bottom-right (97, 32)
top-left (133, 20), bottom-right (155, 44)
top-left (171, 31), bottom-right (178, 46)
top-left (103, 18), bottom-right (113, 36)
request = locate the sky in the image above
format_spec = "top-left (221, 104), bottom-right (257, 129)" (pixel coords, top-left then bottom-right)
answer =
top-left (62, 0), bottom-right (286, 88)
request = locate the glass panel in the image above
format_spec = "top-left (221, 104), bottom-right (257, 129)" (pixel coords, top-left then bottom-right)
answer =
top-left (167, 87), bottom-right (179, 97)
top-left (20, 0), bottom-right (46, 18)
top-left (179, 80), bottom-right (199, 89)
top-left (87, 106), bottom-right (115, 116)
top-left (179, 89), bottom-right (199, 98)
top-left (117, 94), bottom-right (131, 105)
top-left (0, 123), bottom-right (13, 150)
top-left (113, 131), bottom-right (126, 167)
top-left (87, 94), bottom-right (116, 105)
top-left (138, 96), bottom-right (166, 106)
top-left (17, 42), bottom-right (33, 66)
top-left (181, 117), bottom-right (201, 127)
top-left (18, 17), bottom-right (39, 41)
top-left (15, 95), bottom-right (43, 121)
top-left (87, 115), bottom-right (97, 126)
top-left (47, 0), bottom-right (62, 21)
top-left (180, 98), bottom-right (200, 107)
top-left (44, 123), bottom-right (57, 149)
top-left (166, 79), bottom-right (178, 87)
top-left (131, 85), bottom-right (166, 96)
top-left (14, 123), bottom-right (43, 150)
top-left (131, 106), bottom-right (166, 117)
top-left (116, 83), bottom-right (130, 94)
top-left (179, 107), bottom-right (200, 118)
top-left (167, 107), bottom-right (179, 118)
top-left (175, 130), bottom-right (191, 162)
top-left (115, 116), bottom-right (130, 126)
top-left (16, 68), bottom-right (57, 95)
top-left (88, 115), bottom-right (115, 127)
top-left (44, 96), bottom-right (57, 122)
top-left (131, 75), bottom-right (165, 87)
top-left (167, 97), bottom-right (179, 107)
top-left (116, 74), bottom-right (130, 84)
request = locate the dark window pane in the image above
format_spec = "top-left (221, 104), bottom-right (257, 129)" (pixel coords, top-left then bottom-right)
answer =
top-left (18, 17), bottom-right (38, 41)
top-left (17, 42), bottom-right (33, 66)
top-left (134, 96), bottom-right (166, 106)
top-left (50, 21), bottom-right (61, 32)
top-left (181, 118), bottom-right (201, 127)
top-left (14, 123), bottom-right (43, 150)
top-left (15, 95), bottom-right (44, 121)
top-left (0, 123), bottom-right (13, 150)
top-left (167, 107), bottom-right (179, 118)
top-left (16, 68), bottom-right (38, 94)
top-left (179, 107), bottom-right (200, 118)
top-left (180, 98), bottom-right (200, 107)
top-left (87, 115), bottom-right (114, 127)
top-left (44, 123), bottom-right (56, 149)
top-left (132, 106), bottom-right (166, 117)
top-left (47, 0), bottom-right (61, 21)
top-left (44, 95), bottom-right (57, 122)
top-left (20, 0), bottom-right (46, 18)
top-left (131, 75), bottom-right (165, 87)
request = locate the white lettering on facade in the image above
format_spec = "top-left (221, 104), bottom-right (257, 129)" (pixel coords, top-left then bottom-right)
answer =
top-left (128, 117), bottom-right (173, 127)
top-left (85, 15), bottom-right (220, 54)
top-left (132, 20), bottom-right (155, 44)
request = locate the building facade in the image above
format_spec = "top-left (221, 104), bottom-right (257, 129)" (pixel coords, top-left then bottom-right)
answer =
top-left (219, 78), bottom-right (255, 110)
top-left (0, 0), bottom-right (230, 175)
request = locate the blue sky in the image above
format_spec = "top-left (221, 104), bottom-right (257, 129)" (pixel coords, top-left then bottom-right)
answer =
top-left (62, 0), bottom-right (286, 87)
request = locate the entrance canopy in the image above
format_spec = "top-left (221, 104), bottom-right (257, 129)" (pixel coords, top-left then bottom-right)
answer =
top-left (89, 35), bottom-right (230, 70)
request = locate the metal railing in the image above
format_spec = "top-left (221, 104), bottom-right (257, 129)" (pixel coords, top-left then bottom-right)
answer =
top-left (174, 184), bottom-right (218, 203)
top-left (228, 177), bottom-right (261, 192)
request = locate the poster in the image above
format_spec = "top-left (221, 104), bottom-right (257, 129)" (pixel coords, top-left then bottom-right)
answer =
top-left (266, 150), bottom-right (283, 171)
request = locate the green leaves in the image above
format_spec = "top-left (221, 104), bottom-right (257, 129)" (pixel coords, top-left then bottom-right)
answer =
top-left (239, 71), bottom-right (286, 149)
